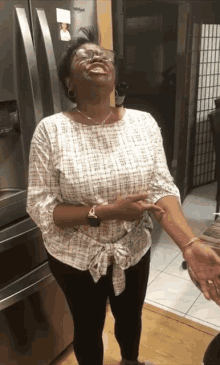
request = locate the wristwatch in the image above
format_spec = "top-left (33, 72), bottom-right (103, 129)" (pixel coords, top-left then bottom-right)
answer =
top-left (87, 205), bottom-right (100, 227)
top-left (87, 203), bottom-right (108, 227)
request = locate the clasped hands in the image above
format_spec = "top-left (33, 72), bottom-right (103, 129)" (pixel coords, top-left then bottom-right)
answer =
top-left (112, 192), bottom-right (165, 222)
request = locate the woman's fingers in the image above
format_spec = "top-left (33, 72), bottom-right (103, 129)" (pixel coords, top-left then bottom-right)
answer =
top-left (138, 201), bottom-right (163, 211)
top-left (203, 279), bottom-right (220, 304)
top-left (193, 265), bottom-right (220, 304)
top-left (191, 275), bottom-right (220, 305)
top-left (127, 194), bottom-right (150, 202)
top-left (208, 277), bottom-right (220, 301)
top-left (113, 195), bottom-right (165, 221)
top-left (199, 280), bottom-right (212, 301)
top-left (141, 203), bottom-right (165, 214)
top-left (211, 250), bottom-right (220, 266)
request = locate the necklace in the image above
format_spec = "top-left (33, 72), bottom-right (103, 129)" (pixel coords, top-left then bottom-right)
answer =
top-left (75, 107), bottom-right (113, 125)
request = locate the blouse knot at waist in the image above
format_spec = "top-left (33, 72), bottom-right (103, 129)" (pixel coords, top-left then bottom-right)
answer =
top-left (88, 242), bottom-right (132, 296)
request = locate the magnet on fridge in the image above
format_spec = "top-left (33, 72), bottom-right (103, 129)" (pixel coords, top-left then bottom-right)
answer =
top-left (56, 8), bottom-right (71, 41)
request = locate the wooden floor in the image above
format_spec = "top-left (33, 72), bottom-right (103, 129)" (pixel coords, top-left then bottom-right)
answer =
top-left (53, 303), bottom-right (218, 365)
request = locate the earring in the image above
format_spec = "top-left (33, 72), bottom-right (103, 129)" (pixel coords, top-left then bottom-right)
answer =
top-left (68, 89), bottom-right (76, 98)
top-left (115, 90), bottom-right (118, 99)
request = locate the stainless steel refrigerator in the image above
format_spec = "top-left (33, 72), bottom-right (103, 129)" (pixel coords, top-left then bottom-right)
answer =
top-left (0, 1), bottom-right (97, 364)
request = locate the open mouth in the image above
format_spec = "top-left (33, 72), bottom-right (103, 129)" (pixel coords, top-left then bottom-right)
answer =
top-left (88, 63), bottom-right (108, 75)
top-left (89, 68), bottom-right (107, 74)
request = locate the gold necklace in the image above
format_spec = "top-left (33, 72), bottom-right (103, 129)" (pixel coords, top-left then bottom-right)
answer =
top-left (75, 108), bottom-right (113, 125)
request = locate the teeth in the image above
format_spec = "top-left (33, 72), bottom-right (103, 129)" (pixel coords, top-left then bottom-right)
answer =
top-left (90, 67), bottom-right (107, 73)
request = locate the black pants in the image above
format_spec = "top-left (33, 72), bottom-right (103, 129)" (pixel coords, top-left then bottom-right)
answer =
top-left (46, 248), bottom-right (151, 365)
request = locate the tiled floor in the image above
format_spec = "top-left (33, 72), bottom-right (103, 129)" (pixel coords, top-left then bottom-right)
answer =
top-left (145, 181), bottom-right (220, 332)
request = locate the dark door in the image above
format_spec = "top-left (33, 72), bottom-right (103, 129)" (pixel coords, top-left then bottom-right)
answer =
top-left (112, 0), bottom-right (178, 170)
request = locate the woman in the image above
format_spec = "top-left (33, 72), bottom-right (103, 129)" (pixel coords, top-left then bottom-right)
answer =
top-left (27, 28), bottom-right (220, 365)
top-left (60, 22), bottom-right (71, 41)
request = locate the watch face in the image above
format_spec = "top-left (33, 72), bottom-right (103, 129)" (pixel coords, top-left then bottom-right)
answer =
top-left (87, 217), bottom-right (101, 227)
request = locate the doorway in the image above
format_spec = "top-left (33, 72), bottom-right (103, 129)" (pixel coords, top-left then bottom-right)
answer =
top-left (173, 1), bottom-right (220, 199)
top-left (112, 0), bottom-right (178, 170)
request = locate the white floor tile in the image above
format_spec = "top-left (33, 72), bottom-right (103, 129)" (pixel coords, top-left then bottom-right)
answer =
top-left (182, 194), bottom-right (216, 208)
top-left (155, 231), bottom-right (181, 251)
top-left (186, 293), bottom-right (220, 328)
top-left (182, 199), bottom-right (191, 208)
top-left (145, 271), bottom-right (201, 313)
top-left (151, 221), bottom-right (163, 246)
top-left (182, 202), bottom-right (213, 235)
top-left (185, 217), bottom-right (211, 236)
top-left (158, 240), bottom-right (181, 252)
top-left (150, 244), bottom-right (157, 256)
top-left (151, 219), bottom-right (180, 251)
top-left (150, 244), bottom-right (180, 271)
top-left (184, 201), bottom-right (215, 220)
top-left (163, 252), bottom-right (191, 281)
top-left (185, 182), bottom-right (217, 200)
top-left (148, 182), bottom-right (220, 325)
top-left (144, 298), bottom-right (185, 317)
top-left (148, 268), bottom-right (161, 286)
top-left (185, 315), bottom-right (220, 332)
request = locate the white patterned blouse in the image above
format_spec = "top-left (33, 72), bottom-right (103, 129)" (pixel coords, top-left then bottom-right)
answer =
top-left (26, 109), bottom-right (181, 296)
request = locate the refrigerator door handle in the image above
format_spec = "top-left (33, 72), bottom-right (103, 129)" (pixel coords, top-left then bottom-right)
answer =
top-left (0, 262), bottom-right (54, 311)
top-left (13, 6), bottom-right (43, 179)
top-left (35, 8), bottom-right (61, 116)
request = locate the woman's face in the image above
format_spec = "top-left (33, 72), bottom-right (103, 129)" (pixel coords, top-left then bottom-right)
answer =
top-left (62, 23), bottom-right (68, 30)
top-left (66, 43), bottom-right (116, 95)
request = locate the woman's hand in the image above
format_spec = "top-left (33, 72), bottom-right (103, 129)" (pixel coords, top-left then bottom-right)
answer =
top-left (183, 240), bottom-right (220, 305)
top-left (111, 193), bottom-right (165, 222)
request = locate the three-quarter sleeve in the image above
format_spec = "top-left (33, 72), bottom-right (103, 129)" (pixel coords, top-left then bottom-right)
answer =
top-left (26, 121), bottom-right (64, 238)
top-left (147, 116), bottom-right (181, 205)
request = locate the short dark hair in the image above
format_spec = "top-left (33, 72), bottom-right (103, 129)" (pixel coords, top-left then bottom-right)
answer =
top-left (58, 27), bottom-right (99, 103)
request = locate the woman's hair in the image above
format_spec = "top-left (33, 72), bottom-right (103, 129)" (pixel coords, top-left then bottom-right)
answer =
top-left (59, 23), bottom-right (69, 31)
top-left (58, 27), bottom-right (99, 103)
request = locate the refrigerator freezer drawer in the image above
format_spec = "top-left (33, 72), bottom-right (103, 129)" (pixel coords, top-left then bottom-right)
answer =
top-left (0, 217), bottom-right (47, 289)
top-left (0, 262), bottom-right (52, 310)
top-left (0, 189), bottom-right (27, 228)
top-left (0, 216), bottom-right (39, 252)
top-left (0, 262), bottom-right (73, 365)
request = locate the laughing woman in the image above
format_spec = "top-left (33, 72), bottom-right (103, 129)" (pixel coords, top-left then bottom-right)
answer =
top-left (27, 28), bottom-right (220, 365)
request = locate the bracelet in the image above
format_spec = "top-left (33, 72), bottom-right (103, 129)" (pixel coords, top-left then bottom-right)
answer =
top-left (183, 237), bottom-right (201, 254)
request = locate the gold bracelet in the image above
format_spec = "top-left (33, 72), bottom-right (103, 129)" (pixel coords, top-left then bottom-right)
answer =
top-left (183, 237), bottom-right (201, 254)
